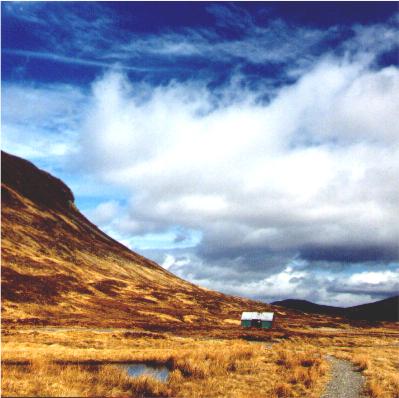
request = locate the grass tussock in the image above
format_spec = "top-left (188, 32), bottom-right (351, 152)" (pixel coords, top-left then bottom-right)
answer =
top-left (170, 341), bottom-right (255, 378)
top-left (353, 354), bottom-right (370, 371)
top-left (272, 382), bottom-right (294, 398)
top-left (363, 368), bottom-right (399, 398)
top-left (273, 341), bottom-right (328, 395)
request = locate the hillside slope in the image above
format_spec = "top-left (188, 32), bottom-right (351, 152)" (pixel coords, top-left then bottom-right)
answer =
top-left (2, 151), bottom-right (278, 332)
top-left (347, 295), bottom-right (399, 321)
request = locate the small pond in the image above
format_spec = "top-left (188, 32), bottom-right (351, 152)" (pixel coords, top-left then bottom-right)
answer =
top-left (7, 361), bottom-right (171, 383)
top-left (119, 363), bottom-right (170, 382)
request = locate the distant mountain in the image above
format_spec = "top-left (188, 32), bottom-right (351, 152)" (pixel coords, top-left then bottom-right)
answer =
top-left (272, 296), bottom-right (399, 322)
top-left (271, 299), bottom-right (345, 317)
top-left (346, 295), bottom-right (399, 322)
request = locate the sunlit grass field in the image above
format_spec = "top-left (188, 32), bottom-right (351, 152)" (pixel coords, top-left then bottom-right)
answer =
top-left (2, 326), bottom-right (398, 397)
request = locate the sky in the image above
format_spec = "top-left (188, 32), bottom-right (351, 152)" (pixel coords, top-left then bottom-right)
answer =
top-left (2, 1), bottom-right (399, 307)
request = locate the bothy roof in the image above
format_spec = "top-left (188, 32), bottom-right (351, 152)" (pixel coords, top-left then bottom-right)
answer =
top-left (241, 312), bottom-right (274, 321)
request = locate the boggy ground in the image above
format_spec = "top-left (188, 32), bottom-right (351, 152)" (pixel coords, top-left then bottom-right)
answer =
top-left (2, 324), bottom-right (399, 398)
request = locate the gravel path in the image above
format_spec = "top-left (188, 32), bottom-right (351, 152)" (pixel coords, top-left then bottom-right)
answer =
top-left (321, 356), bottom-right (366, 398)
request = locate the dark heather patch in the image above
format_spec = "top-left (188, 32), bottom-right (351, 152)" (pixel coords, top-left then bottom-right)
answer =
top-left (91, 279), bottom-right (128, 296)
top-left (1, 267), bottom-right (92, 304)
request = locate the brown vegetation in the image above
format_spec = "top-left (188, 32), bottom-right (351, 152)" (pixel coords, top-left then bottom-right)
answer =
top-left (4, 327), bottom-right (398, 397)
top-left (5, 328), bottom-right (397, 397)
top-left (2, 330), bottom-right (333, 397)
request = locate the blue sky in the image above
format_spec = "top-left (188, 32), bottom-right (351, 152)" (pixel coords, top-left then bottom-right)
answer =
top-left (2, 2), bottom-right (399, 306)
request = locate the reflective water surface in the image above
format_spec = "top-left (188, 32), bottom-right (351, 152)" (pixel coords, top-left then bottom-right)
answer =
top-left (119, 363), bottom-right (170, 382)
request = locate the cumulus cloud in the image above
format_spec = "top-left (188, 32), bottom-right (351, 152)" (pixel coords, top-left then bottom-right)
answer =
top-left (85, 200), bottom-right (122, 226)
top-left (154, 251), bottom-right (399, 306)
top-left (77, 55), bottom-right (399, 260)
top-left (330, 269), bottom-right (399, 298)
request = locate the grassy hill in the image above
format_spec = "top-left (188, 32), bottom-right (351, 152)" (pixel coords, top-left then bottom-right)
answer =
top-left (2, 151), bottom-right (278, 333)
top-left (4, 150), bottom-right (393, 336)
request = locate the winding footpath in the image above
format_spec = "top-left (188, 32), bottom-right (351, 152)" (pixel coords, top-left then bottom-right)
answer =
top-left (321, 356), bottom-right (366, 398)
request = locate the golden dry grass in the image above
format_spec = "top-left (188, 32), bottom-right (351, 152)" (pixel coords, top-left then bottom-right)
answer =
top-left (2, 328), bottom-right (332, 398)
top-left (2, 324), bottom-right (399, 397)
top-left (272, 341), bottom-right (329, 395)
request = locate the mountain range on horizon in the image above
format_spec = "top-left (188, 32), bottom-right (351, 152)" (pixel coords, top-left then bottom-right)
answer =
top-left (272, 296), bottom-right (399, 322)
top-left (1, 150), bottom-right (397, 333)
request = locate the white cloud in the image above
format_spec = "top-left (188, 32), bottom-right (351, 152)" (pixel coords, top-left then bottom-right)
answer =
top-left (347, 270), bottom-right (398, 285)
top-left (2, 82), bottom-right (85, 160)
top-left (161, 253), bottom-right (399, 306)
top-left (85, 200), bottom-right (121, 226)
top-left (76, 57), bottom-right (399, 268)
top-left (326, 268), bottom-right (399, 303)
top-left (309, 66), bottom-right (399, 144)
top-left (346, 18), bottom-right (399, 57)
top-left (161, 254), bottom-right (191, 271)
top-left (156, 250), bottom-right (398, 306)
top-left (3, 4), bottom-right (399, 305)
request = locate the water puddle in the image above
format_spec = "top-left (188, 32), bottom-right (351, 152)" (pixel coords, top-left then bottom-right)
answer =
top-left (119, 363), bottom-right (170, 382)
top-left (5, 361), bottom-right (170, 383)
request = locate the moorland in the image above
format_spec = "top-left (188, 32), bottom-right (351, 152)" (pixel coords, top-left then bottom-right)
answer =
top-left (2, 151), bottom-right (398, 397)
